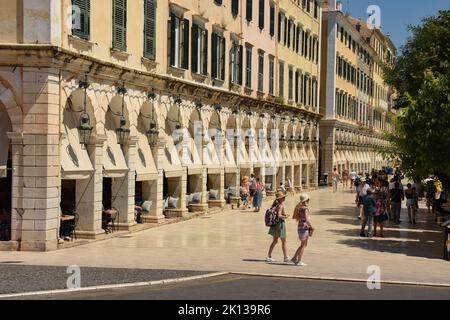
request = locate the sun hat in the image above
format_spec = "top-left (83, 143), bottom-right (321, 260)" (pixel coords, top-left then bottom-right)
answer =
top-left (299, 193), bottom-right (310, 204)
top-left (275, 191), bottom-right (286, 200)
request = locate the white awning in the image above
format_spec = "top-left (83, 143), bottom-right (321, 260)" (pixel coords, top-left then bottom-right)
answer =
top-left (224, 165), bottom-right (238, 174)
top-left (0, 113), bottom-right (9, 178)
top-left (291, 146), bottom-right (301, 165)
top-left (61, 109), bottom-right (94, 180)
top-left (272, 143), bottom-right (284, 165)
top-left (262, 141), bottom-right (276, 168)
top-left (283, 146), bottom-right (293, 166)
top-left (344, 150), bottom-right (353, 163)
top-left (162, 135), bottom-right (184, 178)
top-left (334, 151), bottom-right (342, 165)
top-left (238, 135), bottom-right (252, 167)
top-left (135, 131), bottom-right (158, 181)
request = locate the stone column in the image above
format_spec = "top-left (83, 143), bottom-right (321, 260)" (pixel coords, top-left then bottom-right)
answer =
top-left (75, 135), bottom-right (106, 239)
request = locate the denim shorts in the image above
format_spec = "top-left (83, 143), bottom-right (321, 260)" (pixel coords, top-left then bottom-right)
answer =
top-left (298, 229), bottom-right (309, 241)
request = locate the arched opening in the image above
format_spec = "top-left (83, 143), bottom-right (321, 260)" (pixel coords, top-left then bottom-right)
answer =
top-left (252, 118), bottom-right (264, 185)
top-left (206, 109), bottom-right (225, 208)
top-left (264, 118), bottom-right (278, 196)
top-left (102, 95), bottom-right (130, 231)
top-left (185, 108), bottom-right (206, 213)
top-left (0, 102), bottom-right (12, 241)
top-left (239, 115), bottom-right (252, 181)
top-left (134, 99), bottom-right (159, 222)
top-left (284, 123), bottom-right (294, 193)
top-left (275, 121), bottom-right (285, 192)
top-left (293, 124), bottom-right (302, 192)
top-left (60, 89), bottom-right (96, 240)
top-left (224, 114), bottom-right (239, 206)
top-left (161, 98), bottom-right (184, 216)
top-left (309, 126), bottom-right (318, 187)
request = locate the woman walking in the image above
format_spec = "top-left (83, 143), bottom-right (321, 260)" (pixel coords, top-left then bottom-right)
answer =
top-left (342, 169), bottom-right (349, 188)
top-left (405, 184), bottom-right (417, 224)
top-left (291, 194), bottom-right (314, 266)
top-left (266, 191), bottom-right (291, 263)
top-left (331, 167), bottom-right (340, 193)
top-left (253, 178), bottom-right (264, 212)
top-left (374, 189), bottom-right (387, 237)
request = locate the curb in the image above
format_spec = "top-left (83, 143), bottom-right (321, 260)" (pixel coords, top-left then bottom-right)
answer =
top-left (0, 272), bottom-right (229, 299)
top-left (230, 272), bottom-right (450, 288)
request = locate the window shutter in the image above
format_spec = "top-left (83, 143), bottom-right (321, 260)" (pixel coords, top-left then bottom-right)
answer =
top-left (269, 6), bottom-right (274, 37)
top-left (232, 0), bottom-right (239, 15)
top-left (144, 0), bottom-right (156, 59)
top-left (220, 37), bottom-right (226, 80)
top-left (296, 26), bottom-right (300, 53)
top-left (191, 24), bottom-right (199, 73)
top-left (283, 16), bottom-right (287, 46)
top-left (170, 13), bottom-right (176, 67)
top-left (211, 33), bottom-right (218, 79)
top-left (215, 0), bottom-right (223, 4)
top-left (203, 29), bottom-right (208, 76)
top-left (182, 19), bottom-right (190, 69)
top-left (258, 0), bottom-right (264, 30)
top-left (277, 12), bottom-right (281, 42)
top-left (246, 0), bottom-right (252, 22)
top-left (72, 0), bottom-right (90, 39)
top-left (113, 0), bottom-right (127, 51)
top-left (238, 45), bottom-right (243, 85)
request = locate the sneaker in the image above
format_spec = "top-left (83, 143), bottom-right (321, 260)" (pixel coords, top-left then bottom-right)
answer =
top-left (284, 256), bottom-right (292, 263)
top-left (291, 258), bottom-right (299, 265)
top-left (266, 257), bottom-right (276, 262)
top-left (298, 262), bottom-right (307, 267)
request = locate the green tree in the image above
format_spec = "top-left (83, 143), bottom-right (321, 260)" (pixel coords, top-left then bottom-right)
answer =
top-left (384, 9), bottom-right (450, 184)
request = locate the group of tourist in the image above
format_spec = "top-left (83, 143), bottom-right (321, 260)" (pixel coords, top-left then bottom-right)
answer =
top-left (240, 174), bottom-right (265, 212)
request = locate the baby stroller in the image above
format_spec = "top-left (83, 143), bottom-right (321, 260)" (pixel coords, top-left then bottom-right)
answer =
top-left (239, 187), bottom-right (250, 209)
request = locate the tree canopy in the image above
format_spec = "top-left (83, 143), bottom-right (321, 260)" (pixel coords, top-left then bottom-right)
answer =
top-left (384, 9), bottom-right (450, 184)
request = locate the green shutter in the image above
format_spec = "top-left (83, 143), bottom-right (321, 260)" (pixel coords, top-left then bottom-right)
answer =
top-left (182, 19), bottom-right (189, 69)
top-left (72, 0), bottom-right (90, 39)
top-left (144, 0), bottom-right (156, 59)
top-left (203, 29), bottom-right (208, 76)
top-left (211, 33), bottom-right (218, 79)
top-left (169, 13), bottom-right (176, 67)
top-left (191, 24), bottom-right (199, 73)
top-left (232, 0), bottom-right (239, 15)
top-left (238, 45), bottom-right (243, 85)
top-left (113, 0), bottom-right (127, 51)
top-left (220, 37), bottom-right (226, 80)
top-left (277, 12), bottom-right (281, 42)
top-left (246, 0), bottom-right (252, 22)
top-left (269, 6), bottom-right (274, 37)
top-left (258, 0), bottom-right (264, 30)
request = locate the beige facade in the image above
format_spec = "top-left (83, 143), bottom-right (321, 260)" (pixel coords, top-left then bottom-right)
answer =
top-left (319, 0), bottom-right (395, 178)
top-left (0, 0), bottom-right (322, 251)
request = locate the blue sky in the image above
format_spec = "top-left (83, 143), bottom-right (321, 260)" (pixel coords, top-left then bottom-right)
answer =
top-left (341, 0), bottom-right (450, 50)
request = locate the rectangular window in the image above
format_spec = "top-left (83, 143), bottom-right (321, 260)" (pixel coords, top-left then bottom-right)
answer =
top-left (279, 62), bottom-right (284, 98)
top-left (113, 0), bottom-right (127, 51)
top-left (258, 0), bottom-right (264, 30)
top-left (288, 66), bottom-right (293, 101)
top-left (231, 43), bottom-right (243, 85)
top-left (211, 32), bottom-right (225, 81)
top-left (232, 0), bottom-right (239, 15)
top-left (169, 14), bottom-right (189, 69)
top-left (295, 70), bottom-right (300, 103)
top-left (246, 0), bottom-right (253, 22)
top-left (245, 47), bottom-right (252, 88)
top-left (72, 0), bottom-right (90, 39)
top-left (191, 24), bottom-right (208, 75)
top-left (269, 56), bottom-right (274, 95)
top-left (283, 15), bottom-right (287, 46)
top-left (277, 12), bottom-right (282, 42)
top-left (314, 0), bottom-right (318, 19)
top-left (258, 52), bottom-right (264, 92)
top-left (296, 25), bottom-right (300, 53)
top-left (306, 0), bottom-right (310, 12)
top-left (269, 5), bottom-right (275, 37)
top-left (287, 20), bottom-right (291, 48)
top-left (144, 0), bottom-right (156, 59)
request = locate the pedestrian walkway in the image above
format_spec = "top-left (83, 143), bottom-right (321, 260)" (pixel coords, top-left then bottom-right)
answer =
top-left (1, 186), bottom-right (449, 286)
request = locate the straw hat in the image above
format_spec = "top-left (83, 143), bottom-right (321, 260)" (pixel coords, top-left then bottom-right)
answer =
top-left (275, 191), bottom-right (286, 200)
top-left (242, 176), bottom-right (249, 182)
top-left (299, 193), bottom-right (310, 204)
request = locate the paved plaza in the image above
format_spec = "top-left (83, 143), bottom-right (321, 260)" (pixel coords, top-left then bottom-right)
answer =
top-left (1, 186), bottom-right (449, 295)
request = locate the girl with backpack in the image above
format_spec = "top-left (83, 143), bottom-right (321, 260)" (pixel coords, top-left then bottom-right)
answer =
top-left (266, 191), bottom-right (291, 263)
top-left (291, 194), bottom-right (313, 266)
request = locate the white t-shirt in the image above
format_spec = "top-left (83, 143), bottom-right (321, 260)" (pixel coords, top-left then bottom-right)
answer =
top-left (349, 172), bottom-right (357, 180)
top-left (357, 183), bottom-right (370, 196)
